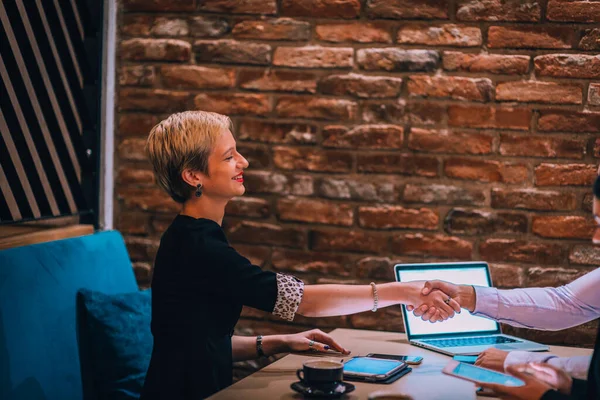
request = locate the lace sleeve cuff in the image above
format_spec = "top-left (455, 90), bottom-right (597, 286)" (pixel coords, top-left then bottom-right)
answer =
top-left (272, 273), bottom-right (304, 321)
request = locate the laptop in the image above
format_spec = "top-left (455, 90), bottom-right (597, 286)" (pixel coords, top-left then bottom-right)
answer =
top-left (394, 262), bottom-right (549, 356)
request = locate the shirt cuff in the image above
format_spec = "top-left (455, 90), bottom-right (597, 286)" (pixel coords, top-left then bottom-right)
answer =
top-left (272, 273), bottom-right (304, 321)
top-left (504, 351), bottom-right (556, 370)
top-left (472, 286), bottom-right (499, 318)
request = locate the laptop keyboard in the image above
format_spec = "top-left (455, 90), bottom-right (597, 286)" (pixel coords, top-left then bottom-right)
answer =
top-left (420, 336), bottom-right (520, 348)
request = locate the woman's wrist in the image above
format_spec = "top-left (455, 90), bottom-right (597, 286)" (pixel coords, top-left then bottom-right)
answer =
top-left (260, 334), bottom-right (287, 357)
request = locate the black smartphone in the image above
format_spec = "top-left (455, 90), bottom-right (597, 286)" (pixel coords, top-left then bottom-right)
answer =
top-left (453, 355), bottom-right (478, 364)
top-left (366, 353), bottom-right (423, 365)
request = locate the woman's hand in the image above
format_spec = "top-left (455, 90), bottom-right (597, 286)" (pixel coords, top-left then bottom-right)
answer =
top-left (283, 329), bottom-right (351, 355)
top-left (479, 364), bottom-right (555, 400)
top-left (404, 281), bottom-right (461, 322)
top-left (475, 348), bottom-right (509, 371)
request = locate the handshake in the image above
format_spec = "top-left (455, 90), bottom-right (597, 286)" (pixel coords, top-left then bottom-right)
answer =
top-left (405, 280), bottom-right (476, 323)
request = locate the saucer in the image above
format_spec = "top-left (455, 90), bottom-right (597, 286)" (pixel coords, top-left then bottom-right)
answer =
top-left (291, 381), bottom-right (355, 398)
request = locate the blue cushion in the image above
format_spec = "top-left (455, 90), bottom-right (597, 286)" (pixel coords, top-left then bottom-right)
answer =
top-left (78, 289), bottom-right (152, 400)
top-left (0, 231), bottom-right (138, 400)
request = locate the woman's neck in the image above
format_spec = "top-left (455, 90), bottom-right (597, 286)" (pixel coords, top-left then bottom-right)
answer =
top-left (180, 197), bottom-right (227, 226)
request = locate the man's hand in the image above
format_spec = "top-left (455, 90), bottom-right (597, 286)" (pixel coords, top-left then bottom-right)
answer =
top-left (475, 348), bottom-right (509, 372)
top-left (404, 281), bottom-right (461, 322)
top-left (526, 363), bottom-right (573, 395)
top-left (407, 280), bottom-right (475, 322)
top-left (479, 364), bottom-right (554, 400)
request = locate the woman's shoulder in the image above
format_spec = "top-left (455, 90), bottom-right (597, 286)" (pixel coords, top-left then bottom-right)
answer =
top-left (166, 215), bottom-right (227, 247)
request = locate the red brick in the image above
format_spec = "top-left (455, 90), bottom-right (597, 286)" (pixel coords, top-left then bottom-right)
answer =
top-left (444, 208), bottom-right (528, 235)
top-left (361, 100), bottom-right (406, 124)
top-left (456, 0), bottom-right (541, 21)
top-left (538, 110), bottom-right (600, 133)
top-left (317, 177), bottom-right (396, 203)
top-left (397, 24), bottom-right (482, 46)
top-left (117, 138), bottom-right (147, 161)
top-left (535, 163), bottom-right (597, 186)
top-left (408, 102), bottom-right (446, 126)
top-left (275, 96), bottom-right (358, 121)
top-left (278, 197), bottom-right (354, 226)
top-left (119, 88), bottom-right (189, 112)
top-left (356, 257), bottom-right (396, 280)
top-left (408, 76), bottom-right (493, 102)
top-left (357, 49), bottom-right (439, 72)
top-left (366, 0), bottom-right (449, 19)
top-left (315, 22), bottom-right (392, 43)
top-left (238, 120), bottom-right (317, 144)
top-left (238, 70), bottom-right (317, 93)
top-left (357, 154), bottom-right (438, 176)
top-left (237, 145), bottom-right (270, 168)
top-left (120, 65), bottom-right (155, 86)
top-left (589, 83), bottom-right (600, 106)
top-left (225, 197), bottom-right (270, 219)
top-left (273, 147), bottom-right (353, 173)
top-left (579, 29), bottom-right (600, 50)
top-left (150, 17), bottom-right (189, 37)
top-left (445, 158), bottom-right (528, 184)
top-left (594, 138), bottom-right (600, 158)
top-left (232, 18), bottom-right (310, 41)
top-left (194, 40), bottom-right (271, 65)
top-left (117, 187), bottom-right (180, 212)
top-left (119, 114), bottom-right (159, 138)
top-left (547, 0), bottom-right (600, 23)
top-left (570, 245), bottom-right (600, 266)
top-left (499, 134), bottom-right (586, 159)
top-left (244, 171), bottom-right (314, 196)
top-left (532, 216), bottom-right (595, 239)
top-left (189, 16), bottom-right (229, 38)
top-left (403, 183), bottom-right (486, 206)
top-left (311, 229), bottom-right (389, 253)
top-left (479, 239), bottom-right (567, 264)
top-left (271, 249), bottom-right (354, 277)
top-left (122, 0), bottom-right (195, 11)
top-left (273, 46), bottom-right (353, 68)
top-left (121, 15), bottom-right (152, 36)
top-left (319, 73), bottom-right (402, 98)
top-left (391, 233), bottom-right (473, 259)
top-left (125, 237), bottom-right (159, 262)
top-left (350, 307), bottom-right (404, 332)
top-left (193, 93), bottom-right (269, 116)
top-left (117, 167), bottom-right (155, 186)
top-left (281, 0), bottom-right (360, 18)
top-left (491, 188), bottom-right (577, 211)
top-left (488, 26), bottom-right (576, 49)
top-left (225, 220), bottom-right (306, 248)
top-left (322, 125), bottom-right (403, 149)
top-left (489, 264), bottom-right (524, 288)
top-left (448, 105), bottom-right (531, 130)
top-left (121, 38), bottom-right (190, 61)
top-left (198, 0), bottom-right (277, 14)
top-left (527, 267), bottom-right (590, 287)
top-left (358, 205), bottom-right (439, 230)
top-left (161, 65), bottom-right (234, 89)
top-left (583, 193), bottom-right (594, 212)
top-left (496, 81), bottom-right (582, 104)
top-left (133, 262), bottom-right (152, 284)
top-left (235, 245), bottom-right (270, 268)
top-left (408, 128), bottom-right (493, 155)
top-left (443, 52), bottom-right (530, 75)
top-left (534, 54), bottom-right (600, 79)
top-left (117, 212), bottom-right (150, 235)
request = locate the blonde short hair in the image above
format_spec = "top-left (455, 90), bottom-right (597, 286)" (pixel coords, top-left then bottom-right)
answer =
top-left (146, 111), bottom-right (232, 203)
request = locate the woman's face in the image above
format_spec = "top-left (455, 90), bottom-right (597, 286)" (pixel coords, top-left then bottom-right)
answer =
top-left (202, 128), bottom-right (249, 199)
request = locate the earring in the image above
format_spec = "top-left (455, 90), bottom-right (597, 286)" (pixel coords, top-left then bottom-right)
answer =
top-left (195, 183), bottom-right (203, 197)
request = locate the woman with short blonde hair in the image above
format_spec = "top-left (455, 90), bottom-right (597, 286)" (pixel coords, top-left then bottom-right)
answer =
top-left (141, 110), bottom-right (458, 399)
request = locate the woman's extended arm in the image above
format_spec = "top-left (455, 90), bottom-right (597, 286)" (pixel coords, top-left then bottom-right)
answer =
top-left (296, 281), bottom-right (460, 320)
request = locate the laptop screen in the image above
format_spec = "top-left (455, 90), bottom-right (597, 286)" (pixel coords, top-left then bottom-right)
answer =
top-left (395, 263), bottom-right (500, 339)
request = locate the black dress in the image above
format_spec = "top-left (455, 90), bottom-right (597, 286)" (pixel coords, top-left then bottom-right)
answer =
top-left (141, 215), bottom-right (303, 399)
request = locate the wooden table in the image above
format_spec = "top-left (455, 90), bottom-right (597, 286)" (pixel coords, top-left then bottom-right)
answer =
top-left (208, 328), bottom-right (593, 400)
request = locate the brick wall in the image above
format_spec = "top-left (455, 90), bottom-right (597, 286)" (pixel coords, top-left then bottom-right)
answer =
top-left (115, 0), bottom-right (600, 376)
